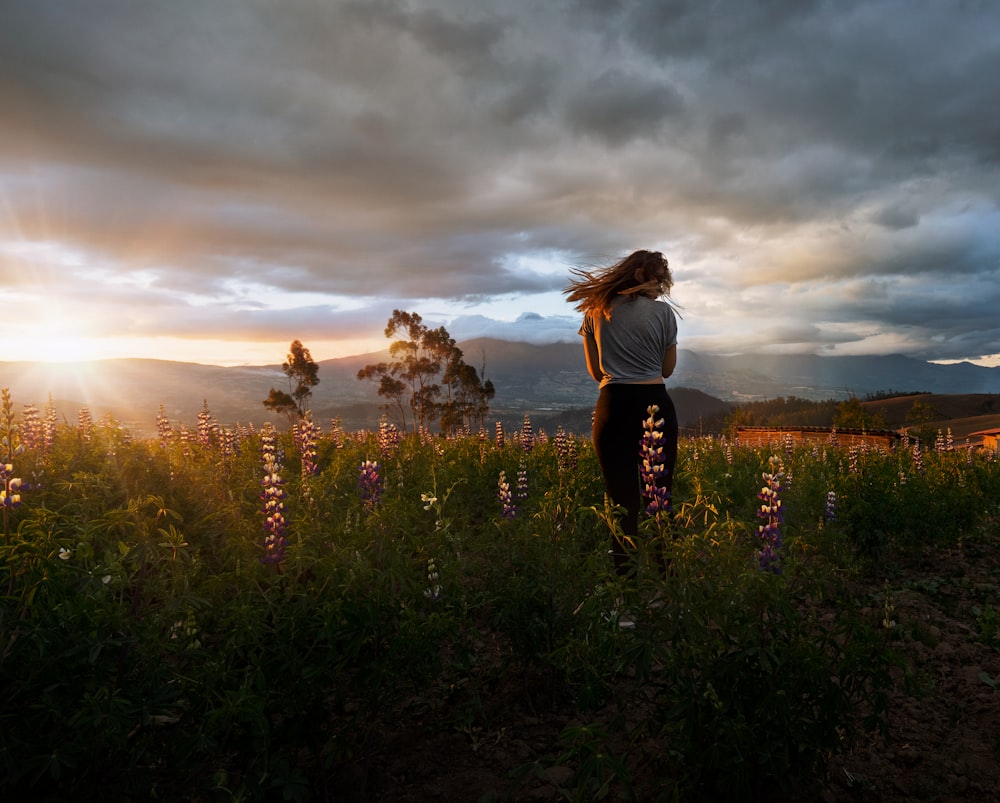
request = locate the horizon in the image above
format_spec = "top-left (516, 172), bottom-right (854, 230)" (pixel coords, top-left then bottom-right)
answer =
top-left (2, 338), bottom-right (999, 371)
top-left (3, 3), bottom-right (1000, 371)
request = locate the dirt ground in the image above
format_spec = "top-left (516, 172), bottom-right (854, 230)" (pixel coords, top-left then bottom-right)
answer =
top-left (340, 526), bottom-right (1000, 802)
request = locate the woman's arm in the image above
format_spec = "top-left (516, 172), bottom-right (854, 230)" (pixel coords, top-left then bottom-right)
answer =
top-left (583, 334), bottom-right (602, 383)
top-left (661, 344), bottom-right (677, 378)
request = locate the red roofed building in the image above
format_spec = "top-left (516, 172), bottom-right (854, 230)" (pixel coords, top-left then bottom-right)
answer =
top-left (735, 426), bottom-right (901, 450)
top-left (968, 428), bottom-right (1000, 453)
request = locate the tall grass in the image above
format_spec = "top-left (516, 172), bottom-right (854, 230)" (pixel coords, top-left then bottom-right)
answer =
top-left (1, 396), bottom-right (997, 801)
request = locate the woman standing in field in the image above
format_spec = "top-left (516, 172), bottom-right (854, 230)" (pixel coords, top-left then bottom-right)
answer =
top-left (564, 250), bottom-right (679, 578)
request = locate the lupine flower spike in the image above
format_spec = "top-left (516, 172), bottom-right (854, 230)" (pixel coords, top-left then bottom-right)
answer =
top-left (378, 418), bottom-right (400, 458)
top-left (825, 489), bottom-right (837, 523)
top-left (554, 426), bottom-right (578, 471)
top-left (1, 389), bottom-right (25, 541)
top-left (296, 417), bottom-right (321, 478)
top-left (358, 459), bottom-right (382, 512)
top-left (516, 461), bottom-right (528, 501)
top-left (423, 558), bottom-right (442, 601)
top-left (498, 470), bottom-right (516, 519)
top-left (640, 405), bottom-right (671, 525)
top-left (259, 424), bottom-right (288, 566)
top-left (520, 415), bottom-right (534, 453)
top-left (757, 456), bottom-right (784, 573)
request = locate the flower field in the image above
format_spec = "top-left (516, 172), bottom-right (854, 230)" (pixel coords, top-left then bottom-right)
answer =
top-left (2, 389), bottom-right (999, 802)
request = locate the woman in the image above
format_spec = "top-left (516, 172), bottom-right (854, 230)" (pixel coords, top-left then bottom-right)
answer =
top-left (564, 250), bottom-right (679, 577)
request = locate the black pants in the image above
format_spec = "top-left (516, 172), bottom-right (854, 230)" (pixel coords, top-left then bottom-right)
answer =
top-left (592, 383), bottom-right (678, 575)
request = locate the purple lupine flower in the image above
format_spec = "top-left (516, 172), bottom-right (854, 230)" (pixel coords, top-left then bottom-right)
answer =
top-left (554, 426), bottom-right (578, 471)
top-left (1, 389), bottom-right (24, 520)
top-left (220, 427), bottom-right (239, 458)
top-left (20, 403), bottom-right (42, 451)
top-left (825, 489), bottom-right (837, 522)
top-left (78, 408), bottom-right (93, 443)
top-left (516, 460), bottom-right (529, 501)
top-left (498, 470), bottom-right (516, 519)
top-left (0, 464), bottom-right (22, 510)
top-left (43, 399), bottom-right (57, 452)
top-left (358, 459), bottom-right (383, 511)
top-left (640, 405), bottom-right (672, 524)
top-left (156, 405), bottom-right (174, 448)
top-left (329, 418), bottom-right (346, 449)
top-left (911, 441), bottom-right (925, 473)
top-left (757, 456), bottom-right (784, 573)
top-left (259, 424), bottom-right (288, 565)
top-left (419, 425), bottom-right (434, 446)
top-left (178, 424), bottom-right (192, 457)
top-left (423, 558), bottom-right (442, 601)
top-left (520, 415), bottom-right (533, 453)
top-left (934, 429), bottom-right (945, 452)
top-left (566, 437), bottom-right (578, 470)
top-left (295, 417), bottom-right (322, 477)
top-left (495, 421), bottom-right (505, 449)
top-left (378, 418), bottom-right (399, 460)
top-left (197, 401), bottom-right (216, 448)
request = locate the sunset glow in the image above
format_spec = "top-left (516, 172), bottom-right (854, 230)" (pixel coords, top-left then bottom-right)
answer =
top-left (2, 2), bottom-right (999, 369)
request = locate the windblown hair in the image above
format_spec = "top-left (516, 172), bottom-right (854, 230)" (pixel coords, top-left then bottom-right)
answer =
top-left (563, 250), bottom-right (674, 320)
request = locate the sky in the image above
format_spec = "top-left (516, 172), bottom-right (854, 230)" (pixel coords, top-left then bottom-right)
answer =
top-left (2, 0), bottom-right (1000, 368)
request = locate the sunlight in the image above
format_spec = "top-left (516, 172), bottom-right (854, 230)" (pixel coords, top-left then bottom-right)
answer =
top-left (24, 334), bottom-right (102, 364)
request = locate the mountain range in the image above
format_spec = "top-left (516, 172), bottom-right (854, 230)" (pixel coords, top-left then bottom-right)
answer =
top-left (1, 338), bottom-right (997, 437)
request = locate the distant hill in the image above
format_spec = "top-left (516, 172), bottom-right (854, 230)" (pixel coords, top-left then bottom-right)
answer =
top-left (1, 339), bottom-right (997, 437)
top-left (672, 350), bottom-right (1000, 401)
top-left (862, 393), bottom-right (1000, 440)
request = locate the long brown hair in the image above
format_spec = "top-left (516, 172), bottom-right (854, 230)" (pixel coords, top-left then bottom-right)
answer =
top-left (563, 250), bottom-right (674, 320)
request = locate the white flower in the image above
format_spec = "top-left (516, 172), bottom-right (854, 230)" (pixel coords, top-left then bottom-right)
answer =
top-left (58, 547), bottom-right (71, 560)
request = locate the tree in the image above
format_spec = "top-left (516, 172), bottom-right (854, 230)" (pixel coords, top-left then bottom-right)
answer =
top-left (441, 356), bottom-right (495, 434)
top-left (834, 396), bottom-right (887, 431)
top-left (357, 310), bottom-right (493, 433)
top-left (263, 340), bottom-right (319, 423)
top-left (905, 398), bottom-right (938, 445)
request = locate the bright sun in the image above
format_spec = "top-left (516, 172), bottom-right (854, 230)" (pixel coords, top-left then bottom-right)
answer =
top-left (28, 336), bottom-right (98, 363)
top-left (23, 321), bottom-right (104, 363)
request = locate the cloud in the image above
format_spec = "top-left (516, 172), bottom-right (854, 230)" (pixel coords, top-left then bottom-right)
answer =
top-left (2, 0), bottom-right (1000, 367)
top-left (447, 312), bottom-right (580, 344)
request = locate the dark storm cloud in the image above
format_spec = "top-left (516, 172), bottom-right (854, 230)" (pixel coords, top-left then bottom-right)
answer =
top-left (564, 69), bottom-right (686, 146)
top-left (2, 0), bottom-right (1000, 363)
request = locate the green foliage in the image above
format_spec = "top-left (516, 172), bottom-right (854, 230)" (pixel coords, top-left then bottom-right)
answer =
top-left (834, 396), bottom-right (888, 430)
top-left (716, 396), bottom-right (839, 434)
top-left (0, 392), bottom-right (997, 801)
top-left (638, 562), bottom-right (898, 801)
top-left (905, 399), bottom-right (939, 445)
top-left (357, 310), bottom-right (495, 434)
top-left (263, 339), bottom-right (320, 422)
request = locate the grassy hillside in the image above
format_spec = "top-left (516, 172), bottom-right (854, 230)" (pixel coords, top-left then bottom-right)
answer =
top-left (862, 393), bottom-right (1000, 438)
top-left (700, 393), bottom-right (1000, 442)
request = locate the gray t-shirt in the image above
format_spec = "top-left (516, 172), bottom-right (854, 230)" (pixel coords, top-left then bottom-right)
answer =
top-left (579, 296), bottom-right (678, 388)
